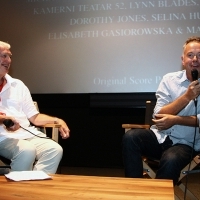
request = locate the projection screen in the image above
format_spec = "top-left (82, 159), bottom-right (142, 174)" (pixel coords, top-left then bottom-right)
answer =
top-left (0, 0), bottom-right (199, 93)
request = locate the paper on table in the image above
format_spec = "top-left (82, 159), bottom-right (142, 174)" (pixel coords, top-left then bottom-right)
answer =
top-left (5, 171), bottom-right (52, 181)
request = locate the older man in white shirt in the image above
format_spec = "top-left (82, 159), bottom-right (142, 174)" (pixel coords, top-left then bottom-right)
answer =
top-left (0, 41), bottom-right (70, 174)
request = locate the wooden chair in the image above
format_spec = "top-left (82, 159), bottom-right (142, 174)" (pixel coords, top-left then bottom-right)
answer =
top-left (122, 100), bottom-right (200, 200)
top-left (0, 160), bottom-right (10, 174)
top-left (0, 101), bottom-right (61, 173)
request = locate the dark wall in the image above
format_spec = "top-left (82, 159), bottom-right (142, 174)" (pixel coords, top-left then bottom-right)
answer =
top-left (31, 93), bottom-right (156, 168)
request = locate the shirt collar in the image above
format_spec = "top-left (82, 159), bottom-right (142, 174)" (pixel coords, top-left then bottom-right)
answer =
top-left (3, 74), bottom-right (17, 91)
top-left (5, 74), bottom-right (16, 85)
top-left (178, 70), bottom-right (189, 83)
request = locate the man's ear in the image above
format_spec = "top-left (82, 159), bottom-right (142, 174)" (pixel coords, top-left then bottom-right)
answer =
top-left (181, 55), bottom-right (184, 66)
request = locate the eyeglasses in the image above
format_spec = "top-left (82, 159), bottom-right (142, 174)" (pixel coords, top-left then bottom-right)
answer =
top-left (187, 52), bottom-right (200, 59)
top-left (0, 53), bottom-right (12, 60)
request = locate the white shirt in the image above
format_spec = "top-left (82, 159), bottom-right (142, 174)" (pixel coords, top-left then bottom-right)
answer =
top-left (151, 70), bottom-right (200, 151)
top-left (0, 74), bottom-right (41, 142)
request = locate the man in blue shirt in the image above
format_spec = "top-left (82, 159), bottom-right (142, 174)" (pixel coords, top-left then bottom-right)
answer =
top-left (122, 36), bottom-right (200, 185)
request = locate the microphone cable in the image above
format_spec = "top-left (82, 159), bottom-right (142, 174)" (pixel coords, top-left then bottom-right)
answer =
top-left (3, 119), bottom-right (55, 141)
top-left (183, 100), bottom-right (198, 200)
top-left (20, 125), bottom-right (53, 140)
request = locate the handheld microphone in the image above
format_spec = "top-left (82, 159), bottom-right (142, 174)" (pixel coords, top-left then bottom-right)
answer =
top-left (191, 69), bottom-right (198, 81)
top-left (3, 119), bottom-right (14, 128)
top-left (191, 69), bottom-right (199, 106)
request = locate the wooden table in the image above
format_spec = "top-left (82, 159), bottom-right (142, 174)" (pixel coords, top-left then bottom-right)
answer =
top-left (0, 174), bottom-right (174, 200)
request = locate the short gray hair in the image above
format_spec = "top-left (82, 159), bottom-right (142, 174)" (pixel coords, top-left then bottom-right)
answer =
top-left (183, 36), bottom-right (200, 50)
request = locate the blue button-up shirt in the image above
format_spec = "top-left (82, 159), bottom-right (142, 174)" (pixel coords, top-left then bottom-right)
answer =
top-left (150, 70), bottom-right (200, 151)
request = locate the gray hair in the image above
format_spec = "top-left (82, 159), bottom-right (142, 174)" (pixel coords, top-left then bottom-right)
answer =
top-left (0, 41), bottom-right (11, 49)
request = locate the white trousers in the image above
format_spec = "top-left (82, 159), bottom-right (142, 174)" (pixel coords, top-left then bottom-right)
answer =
top-left (0, 133), bottom-right (63, 174)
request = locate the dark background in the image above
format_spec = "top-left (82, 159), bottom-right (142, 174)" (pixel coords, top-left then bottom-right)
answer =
top-left (32, 93), bottom-right (156, 169)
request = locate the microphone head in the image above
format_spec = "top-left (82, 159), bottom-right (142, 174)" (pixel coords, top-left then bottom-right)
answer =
top-left (3, 119), bottom-right (14, 128)
top-left (191, 69), bottom-right (198, 81)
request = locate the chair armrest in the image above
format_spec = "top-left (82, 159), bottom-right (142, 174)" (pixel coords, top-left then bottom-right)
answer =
top-left (0, 166), bottom-right (11, 169)
top-left (40, 124), bottom-right (61, 143)
top-left (42, 124), bottom-right (61, 128)
top-left (122, 124), bottom-right (150, 129)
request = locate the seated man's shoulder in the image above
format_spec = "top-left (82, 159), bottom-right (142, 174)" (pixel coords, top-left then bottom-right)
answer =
top-left (163, 70), bottom-right (185, 80)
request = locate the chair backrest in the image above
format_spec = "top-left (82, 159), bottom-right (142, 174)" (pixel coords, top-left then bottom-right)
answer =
top-left (33, 101), bottom-right (40, 112)
top-left (144, 100), bottom-right (156, 126)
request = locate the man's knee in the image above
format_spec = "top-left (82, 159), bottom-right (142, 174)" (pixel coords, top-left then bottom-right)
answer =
top-left (123, 129), bottom-right (144, 145)
top-left (54, 144), bottom-right (63, 157)
top-left (48, 142), bottom-right (63, 159)
top-left (123, 129), bottom-right (137, 140)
